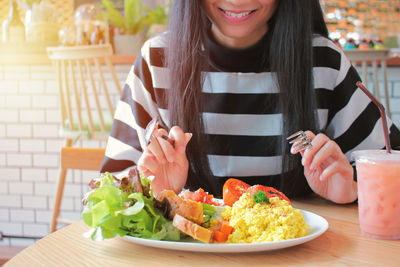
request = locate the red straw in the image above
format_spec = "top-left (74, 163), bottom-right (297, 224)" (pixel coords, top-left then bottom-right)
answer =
top-left (356, 81), bottom-right (392, 153)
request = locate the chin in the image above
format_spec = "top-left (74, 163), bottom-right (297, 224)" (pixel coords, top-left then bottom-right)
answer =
top-left (218, 27), bottom-right (256, 43)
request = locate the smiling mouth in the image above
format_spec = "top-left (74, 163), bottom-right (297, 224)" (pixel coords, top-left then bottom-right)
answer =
top-left (219, 8), bottom-right (257, 18)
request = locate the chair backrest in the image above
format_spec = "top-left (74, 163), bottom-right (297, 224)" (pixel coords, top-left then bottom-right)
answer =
top-left (47, 44), bottom-right (122, 140)
top-left (61, 147), bottom-right (105, 170)
top-left (343, 49), bottom-right (391, 118)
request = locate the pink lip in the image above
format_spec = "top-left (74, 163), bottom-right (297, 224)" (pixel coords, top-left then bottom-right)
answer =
top-left (218, 8), bottom-right (256, 23)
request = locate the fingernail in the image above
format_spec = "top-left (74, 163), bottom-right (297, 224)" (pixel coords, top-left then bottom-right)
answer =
top-left (310, 163), bottom-right (314, 170)
top-left (301, 157), bottom-right (306, 166)
top-left (185, 133), bottom-right (193, 141)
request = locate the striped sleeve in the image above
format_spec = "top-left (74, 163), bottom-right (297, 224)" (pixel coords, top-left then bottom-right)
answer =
top-left (314, 37), bottom-right (400, 159)
top-left (100, 40), bottom-right (161, 173)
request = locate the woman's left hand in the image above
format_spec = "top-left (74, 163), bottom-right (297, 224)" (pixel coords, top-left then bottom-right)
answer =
top-left (291, 131), bottom-right (357, 204)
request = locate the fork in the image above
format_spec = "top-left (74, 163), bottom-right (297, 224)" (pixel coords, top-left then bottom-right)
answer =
top-left (145, 116), bottom-right (175, 147)
top-left (144, 116), bottom-right (175, 191)
top-left (287, 130), bottom-right (313, 152)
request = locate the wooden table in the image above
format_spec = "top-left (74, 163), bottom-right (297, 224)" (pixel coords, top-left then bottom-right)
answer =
top-left (5, 196), bottom-right (400, 266)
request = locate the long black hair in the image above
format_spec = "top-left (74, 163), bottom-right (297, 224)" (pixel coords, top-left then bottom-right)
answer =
top-left (166, 0), bottom-right (329, 197)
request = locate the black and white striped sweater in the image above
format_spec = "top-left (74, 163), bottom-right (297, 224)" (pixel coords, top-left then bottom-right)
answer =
top-left (101, 31), bottom-right (400, 195)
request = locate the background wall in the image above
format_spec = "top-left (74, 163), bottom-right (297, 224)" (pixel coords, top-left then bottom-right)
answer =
top-left (0, 0), bottom-right (162, 247)
top-left (0, 63), bottom-right (130, 246)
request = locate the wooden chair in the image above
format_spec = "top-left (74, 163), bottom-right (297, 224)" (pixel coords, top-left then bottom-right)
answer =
top-left (344, 49), bottom-right (391, 118)
top-left (47, 44), bottom-right (122, 232)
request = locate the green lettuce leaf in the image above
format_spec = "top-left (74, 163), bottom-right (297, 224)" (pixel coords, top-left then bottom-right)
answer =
top-left (82, 172), bottom-right (180, 241)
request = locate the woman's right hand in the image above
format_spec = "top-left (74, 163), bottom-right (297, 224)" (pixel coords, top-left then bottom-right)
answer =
top-left (137, 126), bottom-right (192, 196)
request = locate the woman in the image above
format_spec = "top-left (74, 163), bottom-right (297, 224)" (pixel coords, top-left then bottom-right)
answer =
top-left (101, 0), bottom-right (400, 203)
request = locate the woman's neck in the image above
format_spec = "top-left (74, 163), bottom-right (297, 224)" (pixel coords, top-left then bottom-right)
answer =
top-left (210, 24), bottom-right (269, 49)
top-left (206, 26), bottom-right (272, 73)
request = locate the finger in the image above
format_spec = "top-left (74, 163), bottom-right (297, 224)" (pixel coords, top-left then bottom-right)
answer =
top-left (147, 131), bottom-right (168, 164)
top-left (156, 127), bottom-right (169, 137)
top-left (302, 132), bottom-right (328, 167)
top-left (155, 129), bottom-right (176, 163)
top-left (138, 150), bottom-right (159, 174)
top-left (309, 140), bottom-right (339, 171)
top-left (320, 160), bottom-right (353, 181)
top-left (290, 137), bottom-right (305, 155)
top-left (138, 167), bottom-right (155, 180)
top-left (169, 126), bottom-right (188, 154)
top-left (290, 131), bottom-right (315, 155)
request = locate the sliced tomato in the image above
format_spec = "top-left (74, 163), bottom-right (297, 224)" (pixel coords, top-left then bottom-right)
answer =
top-left (245, 185), bottom-right (291, 204)
top-left (180, 188), bottom-right (221, 206)
top-left (222, 178), bottom-right (250, 206)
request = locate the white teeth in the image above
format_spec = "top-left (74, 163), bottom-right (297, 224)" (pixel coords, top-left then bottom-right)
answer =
top-left (223, 10), bottom-right (252, 18)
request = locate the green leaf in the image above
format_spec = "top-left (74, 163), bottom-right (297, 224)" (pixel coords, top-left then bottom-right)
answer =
top-left (144, 4), bottom-right (169, 25)
top-left (101, 228), bottom-right (118, 239)
top-left (88, 184), bottom-right (122, 210)
top-left (122, 209), bottom-right (151, 230)
top-left (82, 202), bottom-right (94, 226)
top-left (254, 190), bottom-right (270, 203)
top-left (201, 203), bottom-right (216, 216)
top-left (118, 193), bottom-right (144, 216)
top-left (124, 0), bottom-right (145, 34)
top-left (135, 211), bottom-right (152, 231)
top-left (82, 171), bottom-right (181, 241)
top-left (89, 226), bottom-right (118, 241)
top-left (97, 0), bottom-right (169, 35)
top-left (92, 200), bottom-right (111, 226)
top-left (162, 221), bottom-right (181, 241)
top-left (100, 172), bottom-right (115, 186)
top-left (151, 221), bottom-right (180, 241)
top-left (99, 213), bottom-right (122, 231)
top-left (139, 172), bottom-right (154, 195)
top-left (98, 0), bottom-right (125, 31)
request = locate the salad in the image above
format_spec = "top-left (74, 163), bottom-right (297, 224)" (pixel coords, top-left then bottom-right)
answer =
top-left (82, 170), bottom-right (302, 243)
top-left (82, 168), bottom-right (180, 241)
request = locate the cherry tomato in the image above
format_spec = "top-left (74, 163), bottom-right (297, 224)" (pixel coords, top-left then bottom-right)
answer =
top-left (222, 178), bottom-right (250, 206)
top-left (245, 185), bottom-right (291, 204)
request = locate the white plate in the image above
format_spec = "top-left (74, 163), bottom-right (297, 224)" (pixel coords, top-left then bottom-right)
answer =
top-left (121, 209), bottom-right (328, 253)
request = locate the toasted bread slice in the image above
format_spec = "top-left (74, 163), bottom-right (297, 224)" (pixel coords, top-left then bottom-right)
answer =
top-left (156, 190), bottom-right (204, 224)
top-left (173, 214), bottom-right (213, 243)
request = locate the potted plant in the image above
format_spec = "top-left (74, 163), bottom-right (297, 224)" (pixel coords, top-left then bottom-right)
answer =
top-left (98, 0), bottom-right (162, 55)
top-left (144, 3), bottom-right (170, 38)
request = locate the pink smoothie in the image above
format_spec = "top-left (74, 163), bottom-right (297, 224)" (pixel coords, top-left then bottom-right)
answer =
top-left (353, 150), bottom-right (400, 240)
